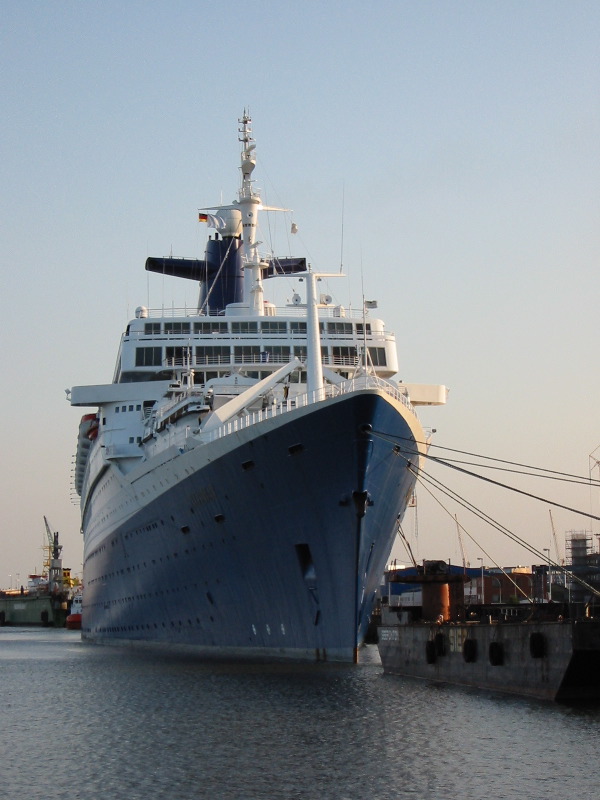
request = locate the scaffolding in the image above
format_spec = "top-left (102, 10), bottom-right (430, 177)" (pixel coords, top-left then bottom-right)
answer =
top-left (565, 530), bottom-right (593, 563)
top-left (566, 530), bottom-right (594, 604)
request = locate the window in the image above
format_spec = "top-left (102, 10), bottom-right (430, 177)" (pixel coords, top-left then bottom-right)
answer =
top-left (166, 346), bottom-right (190, 365)
top-left (290, 322), bottom-right (307, 334)
top-left (135, 347), bottom-right (162, 367)
top-left (368, 347), bottom-right (387, 366)
top-left (263, 346), bottom-right (290, 363)
top-left (327, 322), bottom-right (353, 335)
top-left (290, 346), bottom-right (324, 362)
top-left (356, 323), bottom-right (372, 335)
top-left (261, 321), bottom-right (287, 334)
top-left (231, 321), bottom-right (258, 334)
top-left (144, 322), bottom-right (161, 335)
top-left (332, 346), bottom-right (358, 365)
top-left (234, 345), bottom-right (261, 363)
top-left (195, 346), bottom-right (230, 365)
top-left (194, 321), bottom-right (228, 334)
top-left (164, 321), bottom-right (191, 334)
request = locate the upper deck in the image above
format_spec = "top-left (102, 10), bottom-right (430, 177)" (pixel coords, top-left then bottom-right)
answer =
top-left (115, 303), bottom-right (399, 385)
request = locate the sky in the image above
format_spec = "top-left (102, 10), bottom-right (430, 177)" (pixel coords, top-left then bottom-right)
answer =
top-left (1, 0), bottom-right (599, 586)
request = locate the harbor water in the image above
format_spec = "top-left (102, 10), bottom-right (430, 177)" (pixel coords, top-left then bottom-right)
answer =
top-left (2, 628), bottom-right (600, 799)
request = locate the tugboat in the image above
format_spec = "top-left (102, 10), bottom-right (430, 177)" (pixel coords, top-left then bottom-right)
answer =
top-left (66, 591), bottom-right (83, 630)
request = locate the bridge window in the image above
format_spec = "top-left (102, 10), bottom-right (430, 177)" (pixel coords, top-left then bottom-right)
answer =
top-left (327, 322), bottom-right (353, 335)
top-left (166, 347), bottom-right (191, 366)
top-left (332, 346), bottom-right (358, 365)
top-left (234, 346), bottom-right (261, 363)
top-left (263, 346), bottom-right (291, 363)
top-left (194, 321), bottom-right (228, 334)
top-left (261, 321), bottom-right (287, 333)
top-left (164, 322), bottom-right (191, 334)
top-left (232, 321), bottom-right (258, 334)
top-left (368, 347), bottom-right (387, 366)
top-left (195, 346), bottom-right (230, 365)
top-left (135, 347), bottom-right (162, 367)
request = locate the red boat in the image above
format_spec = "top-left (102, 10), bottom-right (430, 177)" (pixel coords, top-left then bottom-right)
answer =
top-left (66, 592), bottom-right (82, 630)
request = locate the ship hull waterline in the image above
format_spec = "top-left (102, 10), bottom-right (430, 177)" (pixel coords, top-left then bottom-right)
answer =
top-left (81, 389), bottom-right (424, 662)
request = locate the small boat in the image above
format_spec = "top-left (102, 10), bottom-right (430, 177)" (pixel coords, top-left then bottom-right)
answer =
top-left (377, 560), bottom-right (600, 702)
top-left (66, 592), bottom-right (83, 630)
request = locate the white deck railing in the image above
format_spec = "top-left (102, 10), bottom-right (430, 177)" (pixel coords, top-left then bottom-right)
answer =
top-left (200, 376), bottom-right (413, 446)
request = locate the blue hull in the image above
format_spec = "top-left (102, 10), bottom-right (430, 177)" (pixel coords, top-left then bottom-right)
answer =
top-left (81, 390), bottom-right (422, 661)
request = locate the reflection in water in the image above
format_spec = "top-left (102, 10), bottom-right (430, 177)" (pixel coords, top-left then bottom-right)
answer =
top-left (2, 629), bottom-right (600, 799)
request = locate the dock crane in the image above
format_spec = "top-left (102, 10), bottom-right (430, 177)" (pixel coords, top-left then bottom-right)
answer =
top-left (455, 514), bottom-right (470, 570)
top-left (549, 509), bottom-right (563, 565)
top-left (43, 516), bottom-right (63, 592)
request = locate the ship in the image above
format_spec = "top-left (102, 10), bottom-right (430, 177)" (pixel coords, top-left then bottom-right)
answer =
top-left (66, 590), bottom-right (83, 630)
top-left (0, 518), bottom-right (72, 627)
top-left (69, 113), bottom-right (447, 662)
top-left (377, 560), bottom-right (600, 701)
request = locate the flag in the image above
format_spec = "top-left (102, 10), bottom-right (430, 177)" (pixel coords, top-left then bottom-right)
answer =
top-left (206, 213), bottom-right (225, 230)
top-left (199, 212), bottom-right (225, 229)
top-left (364, 300), bottom-right (378, 309)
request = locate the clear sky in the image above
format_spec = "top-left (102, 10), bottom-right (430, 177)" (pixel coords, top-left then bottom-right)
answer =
top-left (1, 0), bottom-right (599, 585)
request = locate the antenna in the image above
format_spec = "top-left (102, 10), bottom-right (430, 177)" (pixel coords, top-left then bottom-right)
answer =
top-left (339, 182), bottom-right (345, 273)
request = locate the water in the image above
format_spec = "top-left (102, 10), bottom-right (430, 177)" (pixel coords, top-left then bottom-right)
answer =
top-left (2, 629), bottom-right (600, 799)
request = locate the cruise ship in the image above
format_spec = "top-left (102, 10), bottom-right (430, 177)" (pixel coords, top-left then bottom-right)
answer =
top-left (70, 113), bottom-right (447, 662)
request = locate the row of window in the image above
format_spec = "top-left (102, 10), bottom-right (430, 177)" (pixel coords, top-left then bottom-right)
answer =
top-left (135, 346), bottom-right (387, 368)
top-left (142, 320), bottom-right (372, 336)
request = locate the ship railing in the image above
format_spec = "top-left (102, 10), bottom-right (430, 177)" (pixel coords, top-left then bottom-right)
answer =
top-left (161, 353), bottom-right (379, 368)
top-left (125, 328), bottom-right (393, 344)
top-left (137, 305), bottom-right (385, 321)
top-left (154, 390), bottom-right (207, 420)
top-left (199, 375), bottom-right (414, 445)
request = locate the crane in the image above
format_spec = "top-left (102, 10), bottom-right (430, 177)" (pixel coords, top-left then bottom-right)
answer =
top-left (43, 516), bottom-right (63, 591)
top-left (455, 514), bottom-right (470, 570)
top-left (43, 516), bottom-right (62, 561)
top-left (549, 509), bottom-right (562, 565)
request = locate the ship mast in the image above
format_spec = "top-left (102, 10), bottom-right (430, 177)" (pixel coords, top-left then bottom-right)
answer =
top-left (237, 112), bottom-right (264, 316)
